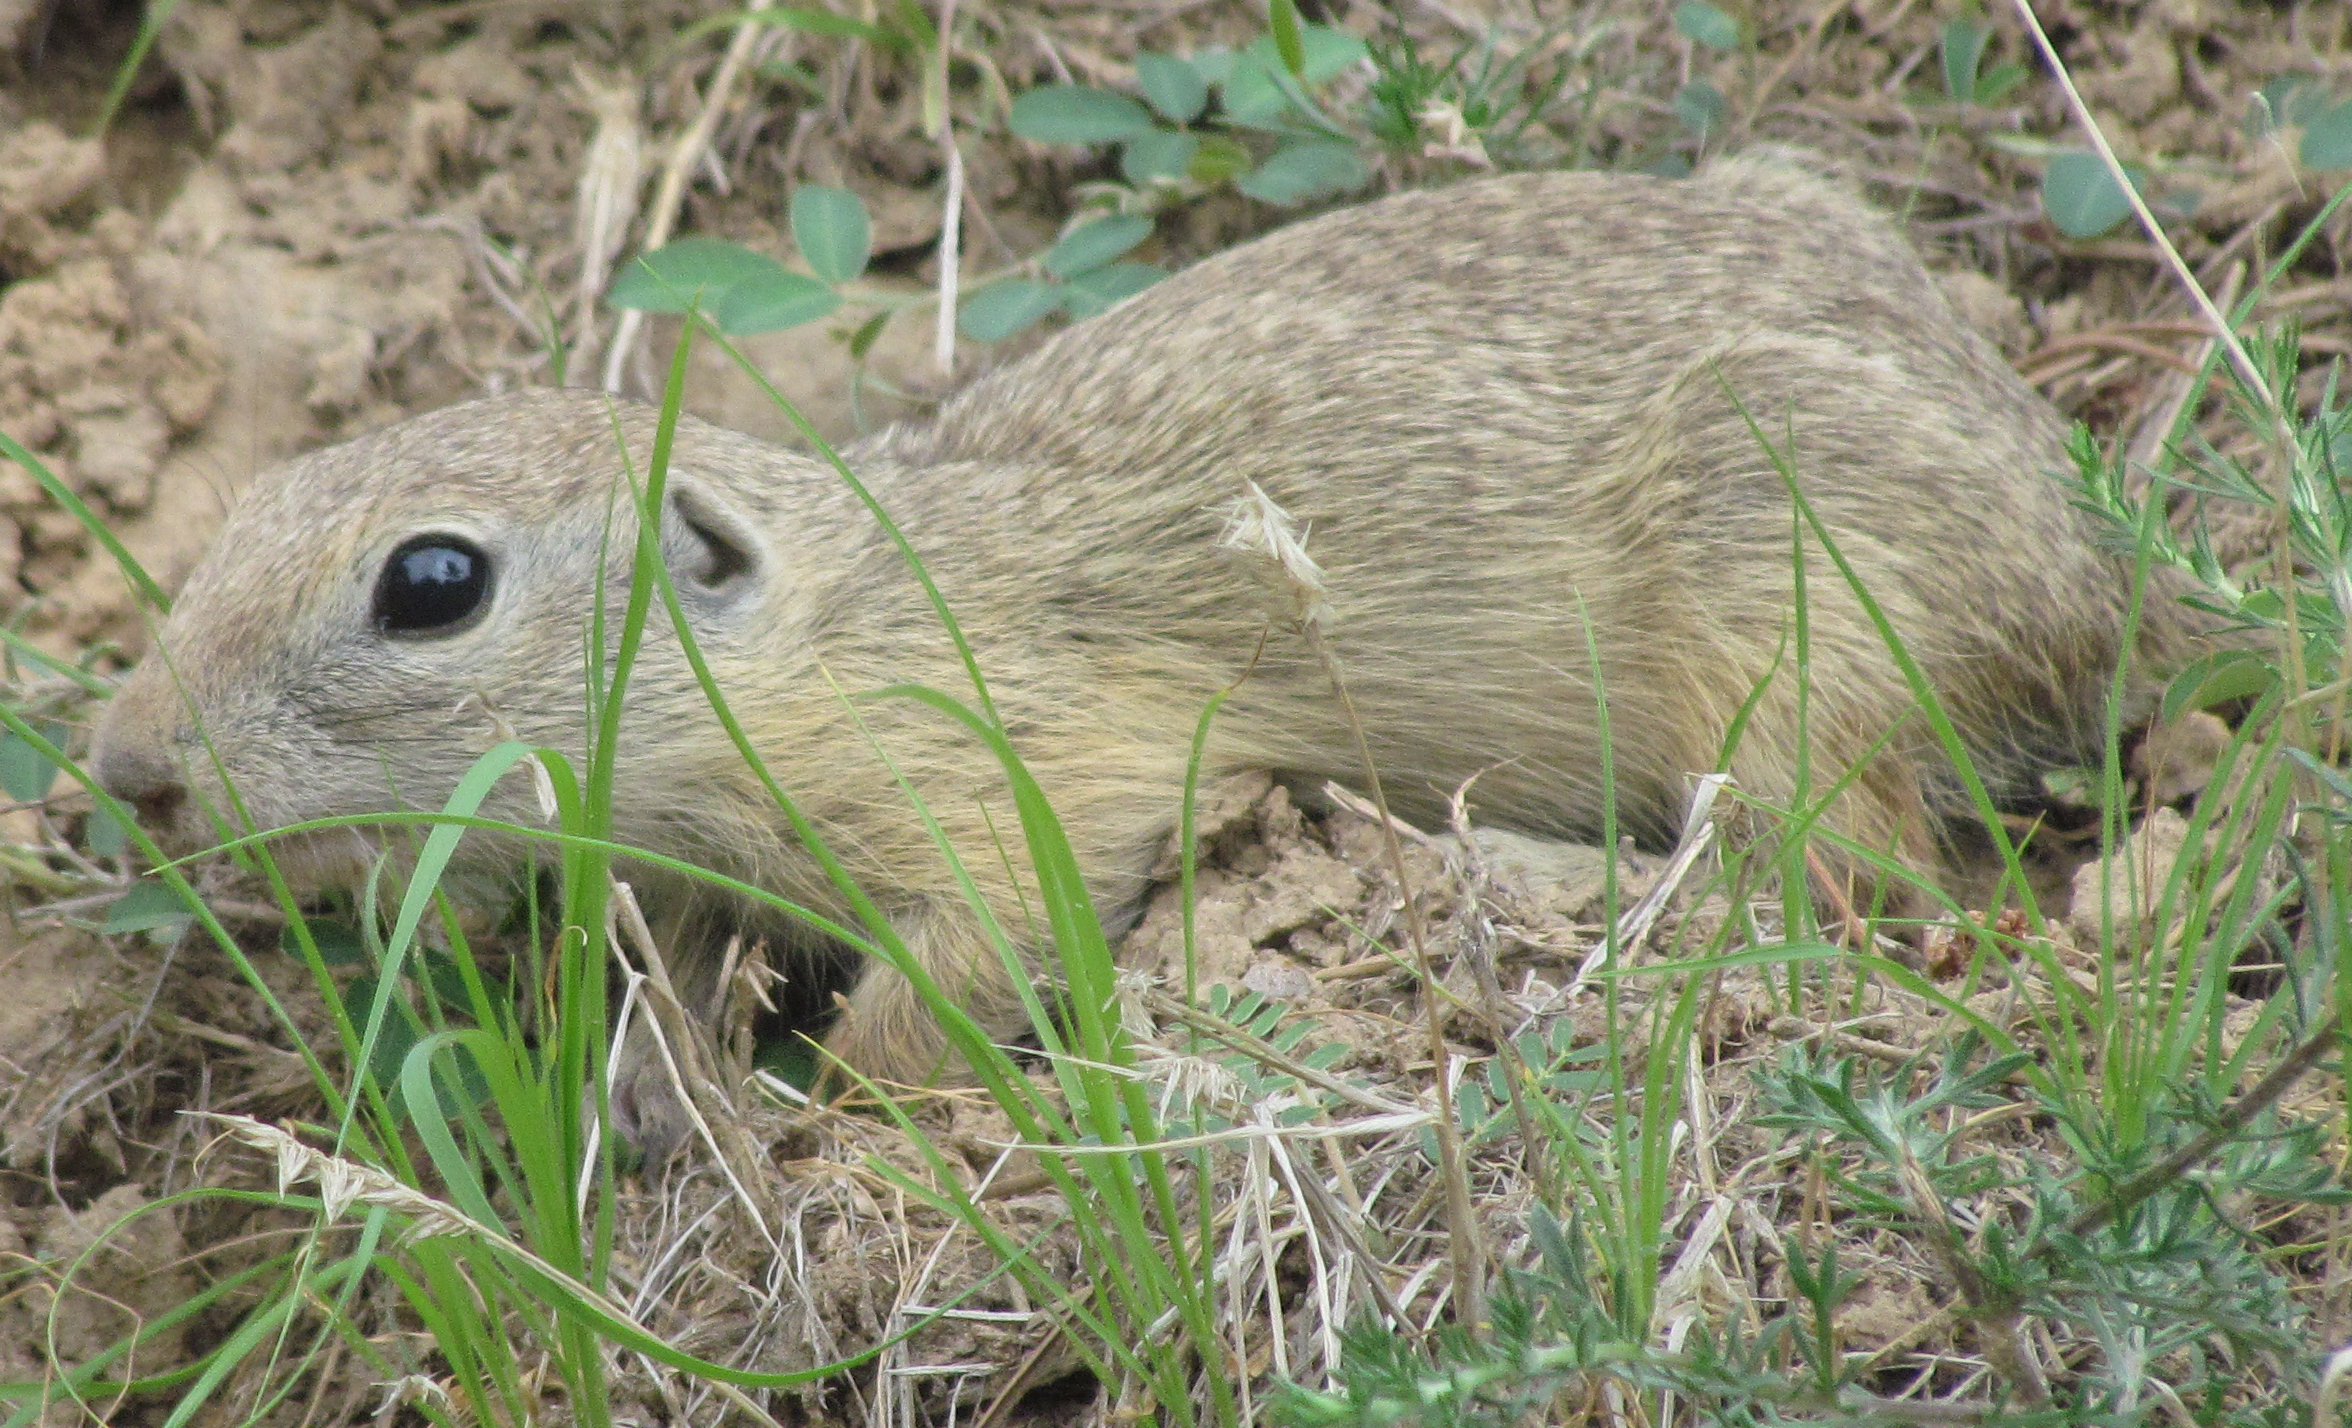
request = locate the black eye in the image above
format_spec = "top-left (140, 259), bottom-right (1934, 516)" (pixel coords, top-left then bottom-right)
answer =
top-left (375, 535), bottom-right (492, 635)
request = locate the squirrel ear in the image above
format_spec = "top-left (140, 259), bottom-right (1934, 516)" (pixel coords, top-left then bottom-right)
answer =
top-left (661, 484), bottom-right (760, 597)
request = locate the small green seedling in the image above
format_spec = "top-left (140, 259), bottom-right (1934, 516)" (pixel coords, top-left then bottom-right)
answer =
top-left (1673, 0), bottom-right (1740, 52)
top-left (2245, 75), bottom-right (2352, 170)
top-left (1673, 79), bottom-right (1727, 144)
top-left (959, 213), bottom-right (1171, 341)
top-left (2040, 150), bottom-right (2147, 238)
top-left (608, 183), bottom-right (874, 335)
top-left (1640, 4), bottom-right (1739, 170)
top-left (1359, 26), bottom-right (1573, 165)
top-left (1160, 985), bottom-right (1351, 1139)
top-left (2306, 103), bottom-right (2352, 169)
top-left (267, 911), bottom-right (502, 1120)
top-left (1939, 14), bottom-right (2027, 107)
top-left (0, 718), bottom-right (61, 803)
top-left (1006, 24), bottom-right (1371, 205)
top-left (102, 877), bottom-right (192, 940)
top-left (609, 179), bottom-right (1173, 349)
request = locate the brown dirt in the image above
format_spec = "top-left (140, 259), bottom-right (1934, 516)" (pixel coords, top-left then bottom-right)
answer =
top-left (1, 0), bottom-right (2346, 1423)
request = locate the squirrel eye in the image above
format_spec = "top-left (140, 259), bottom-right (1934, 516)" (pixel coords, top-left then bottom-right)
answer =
top-left (375, 535), bottom-right (492, 636)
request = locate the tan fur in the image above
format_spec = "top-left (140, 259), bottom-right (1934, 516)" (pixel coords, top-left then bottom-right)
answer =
top-left (93, 156), bottom-right (2201, 1140)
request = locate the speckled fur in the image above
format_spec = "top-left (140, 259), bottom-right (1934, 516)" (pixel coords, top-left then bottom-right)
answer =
top-left (95, 156), bottom-right (2200, 1136)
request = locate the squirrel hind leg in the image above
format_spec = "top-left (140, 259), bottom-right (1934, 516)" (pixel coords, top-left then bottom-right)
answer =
top-left (819, 902), bottom-right (1037, 1093)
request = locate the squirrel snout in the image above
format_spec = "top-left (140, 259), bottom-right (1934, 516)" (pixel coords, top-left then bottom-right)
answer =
top-left (94, 740), bottom-right (190, 832)
top-left (91, 683), bottom-right (196, 841)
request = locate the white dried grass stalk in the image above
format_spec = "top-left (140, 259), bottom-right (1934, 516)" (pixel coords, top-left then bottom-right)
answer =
top-left (2316, 1343), bottom-right (2352, 1427)
top-left (1610, 770), bottom-right (1727, 952)
top-left (571, 65), bottom-right (647, 352)
top-left (932, 0), bottom-right (963, 375)
top-left (601, 0), bottom-right (777, 393)
top-left (607, 878), bottom-right (779, 1253)
top-left (1257, 1105), bottom-right (1342, 1378)
top-left (934, 139), bottom-right (964, 375)
top-left (2006, 0), bottom-right (2281, 425)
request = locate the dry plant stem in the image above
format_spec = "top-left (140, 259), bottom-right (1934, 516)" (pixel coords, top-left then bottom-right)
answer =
top-left (1612, 772), bottom-right (1723, 951)
top-left (934, 142), bottom-right (965, 373)
top-left (1301, 623), bottom-right (1485, 1330)
top-left (1744, 0), bottom-right (1846, 127)
top-left (600, 0), bottom-right (776, 394)
top-left (611, 882), bottom-right (725, 1114)
top-left (1802, 844), bottom-right (1871, 949)
top-left (1443, 777), bottom-right (1564, 1207)
top-left (2008, 0), bottom-right (2310, 731)
top-left (2009, 0), bottom-right (2279, 420)
top-left (715, 935), bottom-right (762, 1087)
top-left (1279, 1150), bottom-right (1415, 1328)
top-left (2066, 1007), bottom-right (2345, 1240)
top-left (973, 1327), bottom-right (1074, 1428)
top-left (933, 0), bottom-right (962, 374)
top-left (570, 65), bottom-right (647, 368)
top-left (1895, 1143), bottom-right (2049, 1405)
top-left (608, 882), bottom-right (781, 1240)
top-left (1145, 991), bottom-right (1419, 1117)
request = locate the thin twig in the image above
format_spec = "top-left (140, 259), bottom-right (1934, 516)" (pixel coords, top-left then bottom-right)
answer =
top-left (608, 881), bottom-right (780, 1248)
top-left (2065, 1008), bottom-right (2343, 1240)
top-left (2008, 0), bottom-right (2282, 427)
top-left (1304, 624), bottom-right (1486, 1330)
top-left (601, 0), bottom-right (777, 393)
top-left (1802, 844), bottom-right (1871, 951)
top-left (933, 0), bottom-right (963, 374)
top-left (1443, 773), bottom-right (1564, 1207)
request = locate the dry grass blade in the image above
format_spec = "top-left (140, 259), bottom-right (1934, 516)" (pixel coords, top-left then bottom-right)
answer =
top-left (2006, 0), bottom-right (2287, 437)
top-left (933, 0), bottom-right (965, 374)
top-left (601, 0), bottom-right (779, 393)
top-left (571, 65), bottom-right (650, 367)
top-left (607, 878), bottom-right (781, 1250)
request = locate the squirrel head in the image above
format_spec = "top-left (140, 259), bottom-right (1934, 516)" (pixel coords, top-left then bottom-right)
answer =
top-left (90, 389), bottom-right (823, 889)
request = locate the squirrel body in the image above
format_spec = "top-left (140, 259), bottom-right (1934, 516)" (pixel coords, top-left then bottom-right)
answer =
top-left (95, 157), bottom-right (2195, 1136)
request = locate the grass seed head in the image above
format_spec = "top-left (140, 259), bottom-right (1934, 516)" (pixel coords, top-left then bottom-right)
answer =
top-left (1218, 479), bottom-right (1329, 634)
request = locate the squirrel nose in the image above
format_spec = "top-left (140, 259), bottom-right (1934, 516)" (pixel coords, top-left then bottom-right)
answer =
top-left (97, 743), bottom-right (189, 830)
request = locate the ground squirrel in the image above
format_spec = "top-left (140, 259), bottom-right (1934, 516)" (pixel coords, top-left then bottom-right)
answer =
top-left (92, 155), bottom-right (2201, 1145)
